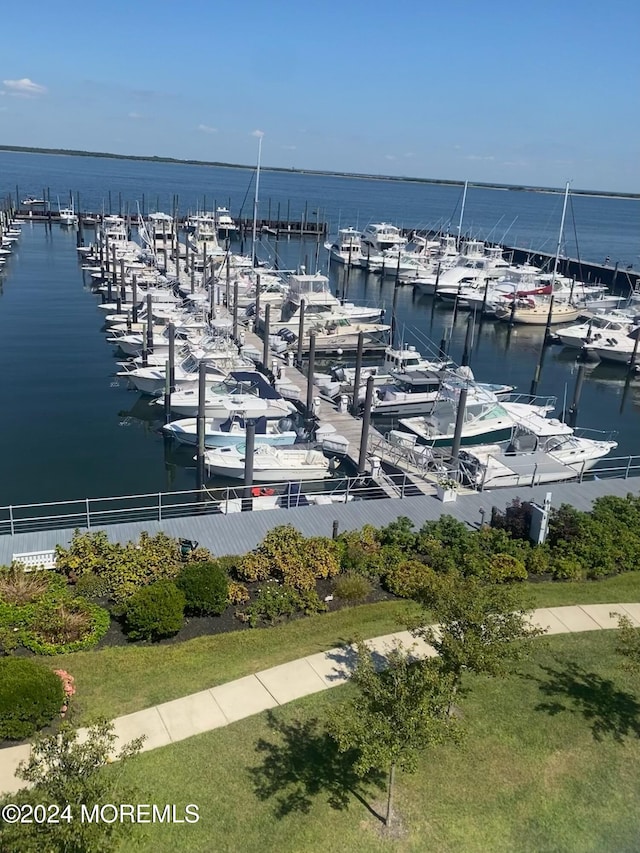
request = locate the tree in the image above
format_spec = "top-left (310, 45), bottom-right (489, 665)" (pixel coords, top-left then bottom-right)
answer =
top-left (327, 643), bottom-right (457, 830)
top-left (413, 570), bottom-right (543, 712)
top-left (614, 614), bottom-right (640, 672)
top-left (0, 720), bottom-right (144, 853)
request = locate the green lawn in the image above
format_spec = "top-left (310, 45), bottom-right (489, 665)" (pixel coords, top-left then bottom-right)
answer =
top-left (115, 631), bottom-right (640, 853)
top-left (52, 571), bottom-right (640, 724)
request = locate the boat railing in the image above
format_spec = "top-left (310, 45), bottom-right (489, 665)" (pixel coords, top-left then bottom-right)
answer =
top-left (572, 427), bottom-right (619, 442)
top-left (500, 393), bottom-right (558, 408)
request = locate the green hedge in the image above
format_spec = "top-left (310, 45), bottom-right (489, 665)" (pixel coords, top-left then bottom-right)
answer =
top-left (0, 658), bottom-right (65, 741)
top-left (124, 581), bottom-right (186, 641)
top-left (176, 562), bottom-right (229, 616)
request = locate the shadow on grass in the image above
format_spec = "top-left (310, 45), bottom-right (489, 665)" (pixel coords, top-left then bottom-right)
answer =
top-left (532, 658), bottom-right (640, 742)
top-left (249, 711), bottom-right (386, 820)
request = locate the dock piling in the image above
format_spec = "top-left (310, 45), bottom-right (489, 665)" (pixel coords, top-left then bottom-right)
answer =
top-left (357, 375), bottom-right (375, 475)
top-left (262, 304), bottom-right (271, 368)
top-left (196, 362), bottom-right (207, 490)
top-left (132, 276), bottom-right (138, 324)
top-left (567, 362), bottom-right (586, 427)
top-left (306, 332), bottom-right (317, 414)
top-left (242, 419), bottom-right (256, 512)
top-left (296, 299), bottom-right (306, 366)
top-left (351, 331), bottom-right (365, 416)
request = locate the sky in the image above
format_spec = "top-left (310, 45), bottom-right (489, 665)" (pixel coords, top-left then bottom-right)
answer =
top-left (0, 0), bottom-right (638, 192)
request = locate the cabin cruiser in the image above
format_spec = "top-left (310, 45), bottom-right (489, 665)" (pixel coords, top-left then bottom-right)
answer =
top-left (460, 414), bottom-right (618, 488)
top-left (215, 207), bottom-right (238, 239)
top-left (325, 228), bottom-right (364, 266)
top-left (581, 327), bottom-right (640, 364)
top-left (399, 384), bottom-right (556, 446)
top-left (553, 311), bottom-right (640, 349)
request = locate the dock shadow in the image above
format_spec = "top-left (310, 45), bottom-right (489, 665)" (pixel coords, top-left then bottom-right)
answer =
top-left (249, 711), bottom-right (385, 820)
top-left (531, 657), bottom-right (640, 742)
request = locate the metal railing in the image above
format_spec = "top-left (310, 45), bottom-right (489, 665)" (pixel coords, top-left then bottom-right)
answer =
top-left (1, 454), bottom-right (639, 537)
top-left (0, 473), bottom-right (422, 537)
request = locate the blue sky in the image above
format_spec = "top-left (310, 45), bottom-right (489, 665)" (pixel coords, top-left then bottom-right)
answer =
top-left (0, 0), bottom-right (638, 191)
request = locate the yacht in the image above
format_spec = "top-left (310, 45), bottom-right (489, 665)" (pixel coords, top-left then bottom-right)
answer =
top-left (266, 272), bottom-right (384, 331)
top-left (460, 414), bottom-right (618, 489)
top-left (360, 223), bottom-right (406, 257)
top-left (494, 295), bottom-right (582, 325)
top-left (215, 207), bottom-right (238, 239)
top-left (325, 228), bottom-right (364, 266)
top-left (399, 384), bottom-right (556, 447)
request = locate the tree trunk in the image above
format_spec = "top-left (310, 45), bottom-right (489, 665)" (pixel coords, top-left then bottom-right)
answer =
top-left (385, 762), bottom-right (396, 828)
top-left (447, 675), bottom-right (460, 717)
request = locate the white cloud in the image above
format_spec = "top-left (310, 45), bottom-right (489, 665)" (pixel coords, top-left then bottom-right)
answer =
top-left (250, 129), bottom-right (264, 138)
top-left (197, 124), bottom-right (218, 134)
top-left (282, 144), bottom-right (297, 151)
top-left (502, 159), bottom-right (529, 168)
top-left (128, 112), bottom-right (143, 120)
top-left (403, 152), bottom-right (415, 158)
top-left (384, 154), bottom-right (397, 161)
top-left (2, 78), bottom-right (47, 97)
top-left (465, 154), bottom-right (495, 161)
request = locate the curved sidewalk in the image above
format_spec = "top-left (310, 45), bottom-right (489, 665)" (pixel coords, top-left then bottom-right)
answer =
top-left (3, 602), bottom-right (640, 795)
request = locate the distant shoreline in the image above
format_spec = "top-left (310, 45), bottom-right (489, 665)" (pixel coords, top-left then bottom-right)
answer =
top-left (1, 144), bottom-right (638, 200)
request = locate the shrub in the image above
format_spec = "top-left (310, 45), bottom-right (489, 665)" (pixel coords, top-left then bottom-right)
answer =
top-left (228, 581), bottom-right (250, 605)
top-left (491, 499), bottom-right (534, 540)
top-left (377, 516), bottom-right (417, 551)
top-left (0, 567), bottom-right (53, 606)
top-left (73, 572), bottom-right (110, 600)
top-left (0, 658), bottom-right (65, 741)
top-left (239, 526), bottom-right (340, 591)
top-left (21, 598), bottom-right (110, 655)
top-left (215, 555), bottom-right (242, 576)
top-left (525, 546), bottom-right (551, 576)
top-left (487, 553), bottom-right (528, 583)
top-left (246, 584), bottom-right (300, 627)
top-left (123, 581), bottom-right (185, 641)
top-left (295, 588), bottom-right (327, 616)
top-left (335, 526), bottom-right (385, 578)
top-left (176, 562), bottom-right (229, 616)
top-left (333, 573), bottom-right (373, 602)
top-left (550, 554), bottom-right (585, 581)
top-left (384, 560), bottom-right (437, 599)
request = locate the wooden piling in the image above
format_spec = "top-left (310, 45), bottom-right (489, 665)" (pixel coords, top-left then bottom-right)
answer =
top-left (262, 303), bottom-right (271, 367)
top-left (296, 298), bottom-right (306, 366)
top-left (132, 276), bottom-right (138, 324)
top-left (461, 314), bottom-right (474, 367)
top-left (351, 331), bottom-right (365, 416)
top-left (357, 375), bottom-right (375, 475)
top-left (196, 362), bottom-right (207, 490)
top-left (450, 384), bottom-right (469, 466)
top-left (242, 419), bottom-right (256, 512)
top-left (306, 332), bottom-right (316, 413)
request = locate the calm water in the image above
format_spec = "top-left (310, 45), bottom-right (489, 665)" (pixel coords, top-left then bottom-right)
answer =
top-left (0, 151), bottom-right (639, 506)
top-left (1, 150), bottom-right (639, 267)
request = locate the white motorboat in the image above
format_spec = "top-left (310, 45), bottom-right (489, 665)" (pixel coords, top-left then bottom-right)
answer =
top-left (215, 207), bottom-right (238, 239)
top-left (263, 272), bottom-right (385, 332)
top-left (360, 222), bottom-right (406, 256)
top-left (460, 414), bottom-right (618, 489)
top-left (553, 311), bottom-right (640, 349)
top-left (582, 328), bottom-right (640, 364)
top-left (58, 198), bottom-right (78, 226)
top-left (325, 228), bottom-right (365, 266)
top-left (152, 371), bottom-right (296, 418)
top-left (399, 384), bottom-right (556, 447)
top-left (203, 444), bottom-right (331, 481)
top-left (163, 413), bottom-right (299, 448)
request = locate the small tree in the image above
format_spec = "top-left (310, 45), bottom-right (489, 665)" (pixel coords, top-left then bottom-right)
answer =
top-left (0, 720), bottom-right (144, 853)
top-left (614, 614), bottom-right (640, 672)
top-left (413, 570), bottom-right (543, 712)
top-left (328, 643), bottom-right (457, 830)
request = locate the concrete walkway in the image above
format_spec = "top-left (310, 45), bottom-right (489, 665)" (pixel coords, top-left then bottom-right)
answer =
top-left (2, 602), bottom-right (639, 795)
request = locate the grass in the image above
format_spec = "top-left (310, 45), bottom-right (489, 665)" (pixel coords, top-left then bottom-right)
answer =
top-left (114, 631), bottom-right (640, 852)
top-left (52, 571), bottom-right (640, 723)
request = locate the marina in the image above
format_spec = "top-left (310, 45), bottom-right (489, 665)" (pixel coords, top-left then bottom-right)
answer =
top-left (1, 151), bottom-right (640, 543)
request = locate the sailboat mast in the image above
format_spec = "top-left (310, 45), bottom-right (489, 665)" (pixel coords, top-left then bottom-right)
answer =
top-left (550, 181), bottom-right (571, 289)
top-left (251, 133), bottom-right (263, 268)
top-left (456, 180), bottom-right (468, 247)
